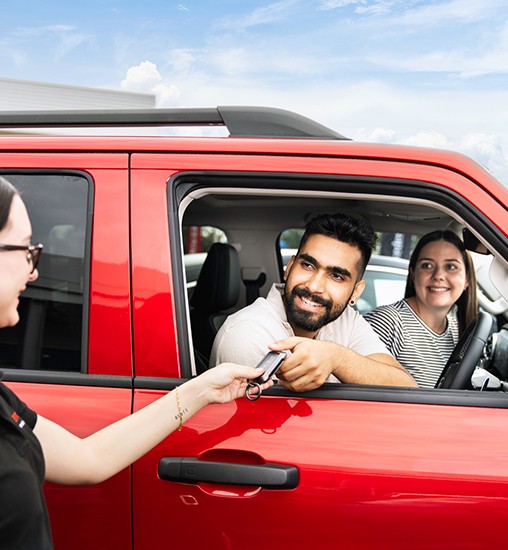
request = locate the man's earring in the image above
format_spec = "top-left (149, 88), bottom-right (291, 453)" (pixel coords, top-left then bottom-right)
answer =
top-left (350, 300), bottom-right (355, 305)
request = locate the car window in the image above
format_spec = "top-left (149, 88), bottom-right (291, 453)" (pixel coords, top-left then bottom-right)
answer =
top-left (177, 179), bottom-right (508, 398)
top-left (356, 263), bottom-right (408, 315)
top-left (0, 174), bottom-right (89, 372)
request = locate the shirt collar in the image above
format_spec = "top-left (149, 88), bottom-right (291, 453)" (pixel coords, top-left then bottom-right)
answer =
top-left (267, 283), bottom-right (289, 323)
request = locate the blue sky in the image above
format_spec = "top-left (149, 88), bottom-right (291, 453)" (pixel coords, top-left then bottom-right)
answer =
top-left (2, 0), bottom-right (508, 183)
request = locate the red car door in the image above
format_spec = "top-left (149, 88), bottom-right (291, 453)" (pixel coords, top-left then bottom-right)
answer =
top-left (130, 150), bottom-right (508, 550)
top-left (0, 152), bottom-right (134, 550)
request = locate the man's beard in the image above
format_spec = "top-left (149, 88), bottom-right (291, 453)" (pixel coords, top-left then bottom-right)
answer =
top-left (283, 284), bottom-right (351, 334)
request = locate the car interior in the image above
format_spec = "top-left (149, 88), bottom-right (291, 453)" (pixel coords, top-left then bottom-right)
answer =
top-left (177, 177), bottom-right (508, 395)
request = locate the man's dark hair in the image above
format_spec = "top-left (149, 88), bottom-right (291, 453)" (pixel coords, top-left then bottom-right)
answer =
top-left (297, 212), bottom-right (377, 277)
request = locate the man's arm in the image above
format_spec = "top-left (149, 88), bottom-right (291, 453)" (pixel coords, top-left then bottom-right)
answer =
top-left (212, 317), bottom-right (289, 368)
top-left (270, 337), bottom-right (417, 391)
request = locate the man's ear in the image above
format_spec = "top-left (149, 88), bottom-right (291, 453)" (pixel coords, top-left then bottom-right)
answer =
top-left (283, 256), bottom-right (296, 281)
top-left (351, 279), bottom-right (365, 303)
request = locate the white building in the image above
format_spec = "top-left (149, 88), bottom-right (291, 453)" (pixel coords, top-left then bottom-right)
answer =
top-left (0, 77), bottom-right (156, 135)
top-left (0, 77), bottom-right (155, 110)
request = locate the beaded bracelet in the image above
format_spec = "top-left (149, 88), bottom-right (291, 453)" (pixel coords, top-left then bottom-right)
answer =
top-left (174, 386), bottom-right (188, 431)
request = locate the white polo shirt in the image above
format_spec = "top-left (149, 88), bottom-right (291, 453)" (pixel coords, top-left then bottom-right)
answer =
top-left (210, 283), bottom-right (390, 382)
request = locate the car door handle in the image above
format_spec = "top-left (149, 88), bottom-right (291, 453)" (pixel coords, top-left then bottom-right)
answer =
top-left (158, 457), bottom-right (299, 489)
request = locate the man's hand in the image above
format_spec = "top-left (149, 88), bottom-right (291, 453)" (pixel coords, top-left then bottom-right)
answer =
top-left (269, 337), bottom-right (417, 390)
top-left (269, 337), bottom-right (339, 392)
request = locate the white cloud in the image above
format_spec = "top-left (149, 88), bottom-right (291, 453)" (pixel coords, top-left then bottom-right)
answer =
top-left (319, 0), bottom-right (363, 9)
top-left (121, 61), bottom-right (180, 102)
top-left (318, 0), bottom-right (418, 16)
top-left (355, 127), bottom-right (508, 185)
top-left (14, 24), bottom-right (93, 61)
top-left (152, 82), bottom-right (180, 103)
top-left (366, 22), bottom-right (508, 77)
top-left (403, 130), bottom-right (452, 149)
top-left (121, 60), bottom-right (162, 90)
top-left (355, 127), bottom-right (397, 143)
top-left (356, 1), bottom-right (398, 15)
top-left (390, 0), bottom-right (508, 26)
top-left (458, 133), bottom-right (508, 183)
top-left (167, 49), bottom-right (200, 73)
top-left (213, 1), bottom-right (297, 31)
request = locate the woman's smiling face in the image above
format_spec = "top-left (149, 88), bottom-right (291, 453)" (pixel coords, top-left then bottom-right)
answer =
top-left (411, 239), bottom-right (468, 313)
top-left (0, 195), bottom-right (39, 328)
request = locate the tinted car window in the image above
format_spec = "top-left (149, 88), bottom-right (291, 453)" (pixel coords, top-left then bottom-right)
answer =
top-left (0, 174), bottom-right (89, 372)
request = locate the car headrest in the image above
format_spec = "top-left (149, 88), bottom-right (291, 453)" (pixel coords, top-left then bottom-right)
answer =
top-left (190, 243), bottom-right (241, 312)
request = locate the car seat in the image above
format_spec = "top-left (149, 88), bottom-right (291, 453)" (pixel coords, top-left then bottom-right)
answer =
top-left (190, 243), bottom-right (241, 371)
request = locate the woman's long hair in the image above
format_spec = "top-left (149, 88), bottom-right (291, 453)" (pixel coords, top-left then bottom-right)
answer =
top-left (404, 230), bottom-right (478, 335)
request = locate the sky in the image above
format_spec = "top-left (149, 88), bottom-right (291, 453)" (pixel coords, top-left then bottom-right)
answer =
top-left (2, 0), bottom-right (508, 184)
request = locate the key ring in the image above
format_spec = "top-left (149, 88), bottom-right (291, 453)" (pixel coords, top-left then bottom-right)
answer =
top-left (245, 381), bottom-right (262, 401)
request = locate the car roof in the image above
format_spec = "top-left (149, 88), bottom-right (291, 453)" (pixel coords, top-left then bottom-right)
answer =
top-left (0, 107), bottom-right (505, 198)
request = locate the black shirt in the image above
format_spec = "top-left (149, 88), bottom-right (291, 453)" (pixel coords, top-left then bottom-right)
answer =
top-left (0, 377), bottom-right (53, 549)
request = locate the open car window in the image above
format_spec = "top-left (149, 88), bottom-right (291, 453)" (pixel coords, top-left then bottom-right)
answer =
top-left (174, 172), bottom-right (508, 405)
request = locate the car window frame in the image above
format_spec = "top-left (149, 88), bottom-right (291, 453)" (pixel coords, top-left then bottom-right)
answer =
top-left (0, 169), bottom-right (94, 380)
top-left (167, 170), bottom-right (508, 409)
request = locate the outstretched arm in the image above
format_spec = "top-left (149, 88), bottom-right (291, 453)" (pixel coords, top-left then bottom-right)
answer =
top-left (270, 338), bottom-right (417, 391)
top-left (34, 363), bottom-right (270, 485)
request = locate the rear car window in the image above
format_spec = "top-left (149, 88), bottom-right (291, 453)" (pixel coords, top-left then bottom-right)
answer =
top-left (0, 174), bottom-right (89, 372)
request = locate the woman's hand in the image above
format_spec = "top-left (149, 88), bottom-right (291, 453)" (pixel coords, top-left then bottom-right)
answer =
top-left (192, 363), bottom-right (274, 405)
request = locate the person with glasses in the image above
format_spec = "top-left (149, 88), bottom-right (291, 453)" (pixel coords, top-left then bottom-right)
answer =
top-left (0, 243), bottom-right (43, 270)
top-left (0, 176), bottom-right (272, 549)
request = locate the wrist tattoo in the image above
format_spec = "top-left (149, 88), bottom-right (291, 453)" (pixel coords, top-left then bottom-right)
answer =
top-left (174, 386), bottom-right (188, 431)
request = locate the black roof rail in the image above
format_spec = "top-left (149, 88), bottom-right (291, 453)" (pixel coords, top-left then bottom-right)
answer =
top-left (0, 106), bottom-right (349, 140)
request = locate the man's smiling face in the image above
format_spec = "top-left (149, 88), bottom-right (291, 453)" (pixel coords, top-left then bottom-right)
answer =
top-left (283, 234), bottom-right (366, 338)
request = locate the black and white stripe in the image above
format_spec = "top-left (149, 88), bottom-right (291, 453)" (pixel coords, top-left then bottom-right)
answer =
top-left (364, 300), bottom-right (458, 388)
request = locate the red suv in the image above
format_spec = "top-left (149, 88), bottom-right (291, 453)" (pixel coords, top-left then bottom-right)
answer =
top-left (1, 107), bottom-right (507, 549)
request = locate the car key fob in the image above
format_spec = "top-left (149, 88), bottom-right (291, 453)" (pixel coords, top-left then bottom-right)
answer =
top-left (246, 351), bottom-right (287, 401)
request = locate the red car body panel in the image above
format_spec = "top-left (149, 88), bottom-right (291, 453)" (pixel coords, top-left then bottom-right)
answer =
top-left (0, 152), bottom-right (132, 376)
top-left (0, 130), bottom-right (507, 549)
top-left (130, 152), bottom-right (507, 234)
top-left (131, 392), bottom-right (508, 550)
top-left (128, 152), bottom-right (506, 383)
top-left (7, 382), bottom-right (133, 550)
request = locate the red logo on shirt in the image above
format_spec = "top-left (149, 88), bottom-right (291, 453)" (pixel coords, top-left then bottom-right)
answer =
top-left (11, 411), bottom-right (25, 428)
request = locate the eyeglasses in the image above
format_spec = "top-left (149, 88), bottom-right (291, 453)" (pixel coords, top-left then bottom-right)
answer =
top-left (0, 243), bottom-right (44, 273)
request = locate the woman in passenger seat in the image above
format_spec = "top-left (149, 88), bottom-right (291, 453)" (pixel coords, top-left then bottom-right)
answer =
top-left (365, 230), bottom-right (478, 388)
top-left (0, 176), bottom-right (272, 550)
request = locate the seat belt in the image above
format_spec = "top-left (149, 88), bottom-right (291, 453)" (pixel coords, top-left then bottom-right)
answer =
top-left (242, 267), bottom-right (266, 306)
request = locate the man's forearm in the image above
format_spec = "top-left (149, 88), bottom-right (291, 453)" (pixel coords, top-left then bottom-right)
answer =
top-left (332, 350), bottom-right (418, 387)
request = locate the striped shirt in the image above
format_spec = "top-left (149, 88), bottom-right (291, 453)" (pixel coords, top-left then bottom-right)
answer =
top-left (364, 300), bottom-right (458, 388)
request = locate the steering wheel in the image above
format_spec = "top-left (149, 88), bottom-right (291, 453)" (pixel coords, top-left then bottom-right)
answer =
top-left (435, 312), bottom-right (493, 389)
